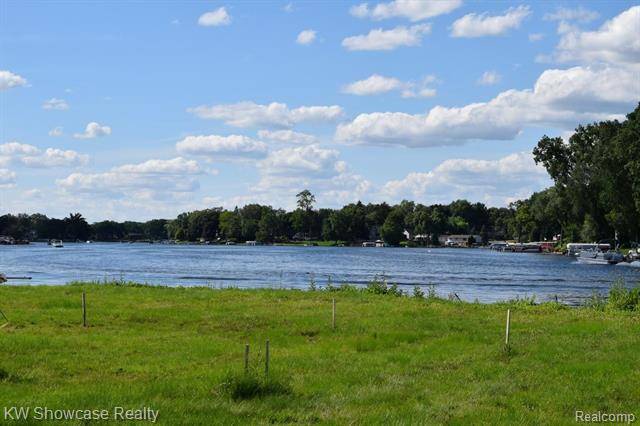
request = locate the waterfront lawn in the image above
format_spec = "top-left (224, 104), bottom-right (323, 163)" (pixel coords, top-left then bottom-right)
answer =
top-left (1, 284), bottom-right (639, 425)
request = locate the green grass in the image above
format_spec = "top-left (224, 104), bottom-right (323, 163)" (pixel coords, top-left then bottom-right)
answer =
top-left (0, 283), bottom-right (639, 425)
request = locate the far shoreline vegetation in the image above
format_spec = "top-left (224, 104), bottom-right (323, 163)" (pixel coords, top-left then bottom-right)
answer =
top-left (2, 106), bottom-right (639, 248)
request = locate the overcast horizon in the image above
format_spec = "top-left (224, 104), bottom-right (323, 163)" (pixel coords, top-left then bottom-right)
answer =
top-left (1, 1), bottom-right (638, 221)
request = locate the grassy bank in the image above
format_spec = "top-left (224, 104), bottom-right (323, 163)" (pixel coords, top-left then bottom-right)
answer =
top-left (1, 284), bottom-right (639, 425)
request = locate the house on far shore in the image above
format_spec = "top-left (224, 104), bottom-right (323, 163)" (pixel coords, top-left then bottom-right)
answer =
top-left (438, 234), bottom-right (482, 247)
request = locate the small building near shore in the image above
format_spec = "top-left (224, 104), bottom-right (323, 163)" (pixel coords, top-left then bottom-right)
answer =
top-left (438, 234), bottom-right (482, 247)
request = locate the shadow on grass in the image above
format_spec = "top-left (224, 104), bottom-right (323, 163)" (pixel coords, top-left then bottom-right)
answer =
top-left (218, 372), bottom-right (292, 401)
top-left (0, 367), bottom-right (21, 383)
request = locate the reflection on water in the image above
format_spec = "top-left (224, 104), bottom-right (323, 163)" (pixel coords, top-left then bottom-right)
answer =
top-left (2, 243), bottom-right (639, 304)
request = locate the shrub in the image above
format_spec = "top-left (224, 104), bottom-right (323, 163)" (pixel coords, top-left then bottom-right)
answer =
top-left (365, 276), bottom-right (403, 296)
top-left (426, 285), bottom-right (438, 300)
top-left (586, 291), bottom-right (606, 311)
top-left (606, 279), bottom-right (640, 311)
top-left (413, 286), bottom-right (425, 299)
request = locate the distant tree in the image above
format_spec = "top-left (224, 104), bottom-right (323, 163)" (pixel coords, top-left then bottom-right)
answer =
top-left (144, 219), bottom-right (169, 240)
top-left (296, 189), bottom-right (315, 211)
top-left (64, 213), bottom-right (91, 241)
top-left (256, 210), bottom-right (278, 243)
top-left (92, 220), bottom-right (125, 240)
top-left (380, 210), bottom-right (404, 246)
top-left (327, 210), bottom-right (350, 242)
top-left (447, 216), bottom-right (469, 234)
top-left (480, 225), bottom-right (489, 245)
top-left (580, 214), bottom-right (598, 242)
top-left (219, 210), bottom-right (242, 241)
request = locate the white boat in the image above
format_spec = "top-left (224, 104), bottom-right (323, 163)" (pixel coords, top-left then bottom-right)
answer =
top-left (52, 240), bottom-right (64, 248)
top-left (577, 249), bottom-right (624, 265)
top-left (567, 243), bottom-right (610, 256)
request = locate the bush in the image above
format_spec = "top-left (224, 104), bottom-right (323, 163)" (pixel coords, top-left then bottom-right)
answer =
top-left (586, 291), bottom-right (606, 311)
top-left (426, 285), bottom-right (438, 300)
top-left (413, 286), bottom-right (425, 299)
top-left (606, 279), bottom-right (640, 311)
top-left (365, 275), bottom-right (403, 296)
top-left (218, 373), bottom-right (292, 401)
top-left (503, 295), bottom-right (537, 307)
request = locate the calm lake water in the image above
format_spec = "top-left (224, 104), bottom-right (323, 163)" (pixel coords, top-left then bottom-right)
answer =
top-left (2, 243), bottom-right (640, 304)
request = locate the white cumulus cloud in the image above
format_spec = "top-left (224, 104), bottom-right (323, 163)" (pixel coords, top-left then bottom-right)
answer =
top-left (259, 145), bottom-right (340, 178)
top-left (342, 24), bottom-right (431, 51)
top-left (42, 98), bottom-right (69, 110)
top-left (176, 134), bottom-right (268, 160)
top-left (73, 122), bottom-right (112, 139)
top-left (49, 126), bottom-right (64, 137)
top-left (187, 101), bottom-right (343, 128)
top-left (544, 6), bottom-right (599, 23)
top-left (0, 169), bottom-right (16, 188)
top-left (350, 0), bottom-right (462, 22)
top-left (477, 71), bottom-right (501, 85)
top-left (257, 129), bottom-right (318, 144)
top-left (342, 74), bottom-right (437, 98)
top-left (382, 152), bottom-right (551, 206)
top-left (528, 33), bottom-right (544, 42)
top-left (0, 70), bottom-right (27, 90)
top-left (296, 29), bottom-right (317, 45)
top-left (252, 145), bottom-right (371, 207)
top-left (335, 65), bottom-right (639, 148)
top-left (553, 6), bottom-right (640, 67)
top-left (56, 157), bottom-right (203, 198)
top-left (113, 157), bottom-right (202, 175)
top-left (451, 5), bottom-right (530, 38)
top-left (198, 7), bottom-right (231, 26)
top-left (343, 74), bottom-right (403, 95)
top-left (0, 142), bottom-right (88, 168)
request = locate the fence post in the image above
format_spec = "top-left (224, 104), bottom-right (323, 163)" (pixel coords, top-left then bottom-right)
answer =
top-left (265, 339), bottom-right (270, 377)
top-left (244, 344), bottom-right (250, 373)
top-left (332, 298), bottom-right (336, 330)
top-left (505, 309), bottom-right (511, 346)
top-left (82, 291), bottom-right (87, 328)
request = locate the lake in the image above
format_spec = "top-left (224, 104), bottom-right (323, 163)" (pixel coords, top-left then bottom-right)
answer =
top-left (2, 243), bottom-right (639, 304)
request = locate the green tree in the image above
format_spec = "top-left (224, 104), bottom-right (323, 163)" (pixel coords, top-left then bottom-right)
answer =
top-left (580, 214), bottom-right (598, 242)
top-left (219, 210), bottom-right (242, 241)
top-left (256, 210), bottom-right (278, 243)
top-left (380, 210), bottom-right (404, 246)
top-left (64, 213), bottom-right (91, 241)
top-left (296, 189), bottom-right (315, 211)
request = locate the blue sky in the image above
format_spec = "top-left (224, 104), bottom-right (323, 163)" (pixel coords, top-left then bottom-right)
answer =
top-left (1, 1), bottom-right (638, 221)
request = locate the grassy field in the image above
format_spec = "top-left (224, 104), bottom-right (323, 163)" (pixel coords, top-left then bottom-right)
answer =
top-left (0, 283), bottom-right (639, 425)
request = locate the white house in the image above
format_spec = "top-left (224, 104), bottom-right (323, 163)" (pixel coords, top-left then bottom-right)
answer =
top-left (438, 234), bottom-right (482, 247)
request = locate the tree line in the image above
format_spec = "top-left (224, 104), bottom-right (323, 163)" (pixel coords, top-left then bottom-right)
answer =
top-left (0, 196), bottom-right (515, 246)
top-left (1, 105), bottom-right (638, 246)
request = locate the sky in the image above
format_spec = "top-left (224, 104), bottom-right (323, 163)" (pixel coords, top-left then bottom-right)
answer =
top-left (0, 0), bottom-right (638, 221)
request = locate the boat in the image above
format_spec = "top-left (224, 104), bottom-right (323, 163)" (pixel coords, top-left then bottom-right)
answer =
top-left (567, 243), bottom-right (610, 256)
top-left (577, 249), bottom-right (624, 265)
top-left (52, 240), bottom-right (64, 248)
